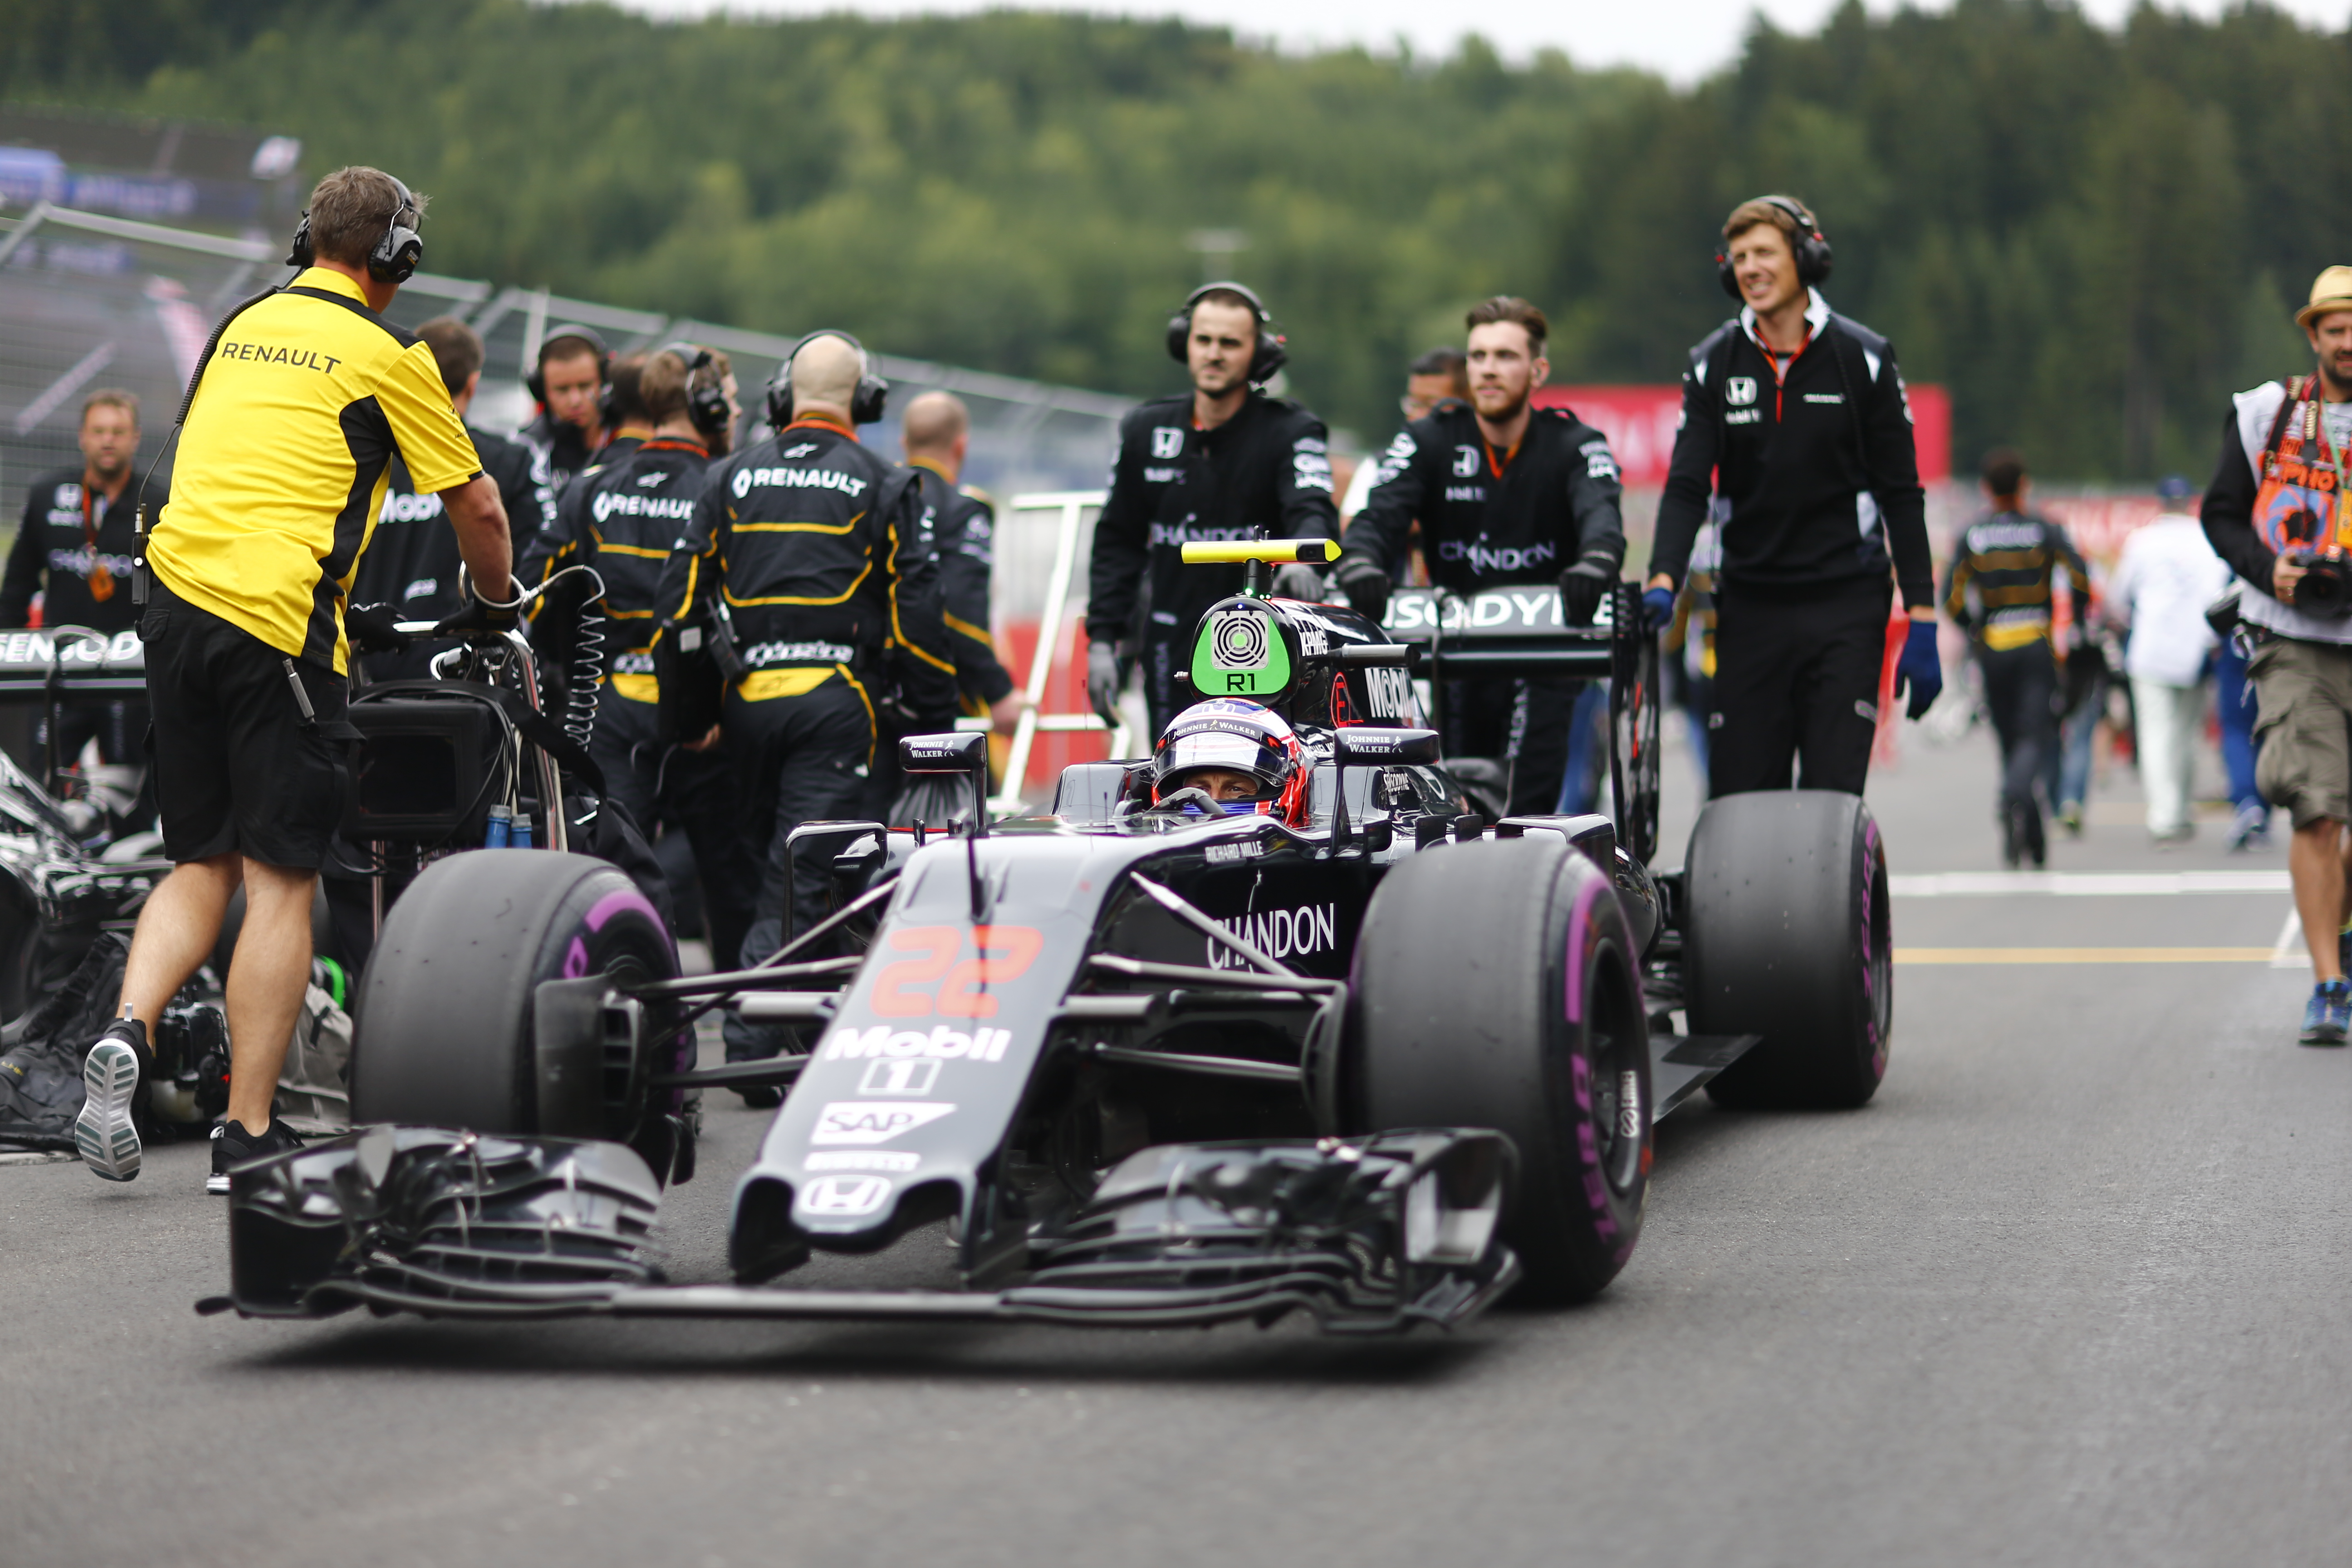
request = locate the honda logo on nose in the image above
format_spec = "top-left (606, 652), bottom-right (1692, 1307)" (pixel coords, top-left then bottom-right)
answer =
top-left (800, 1176), bottom-right (892, 1217)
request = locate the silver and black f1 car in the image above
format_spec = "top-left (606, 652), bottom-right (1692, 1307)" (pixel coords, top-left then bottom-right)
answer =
top-left (210, 541), bottom-right (1893, 1337)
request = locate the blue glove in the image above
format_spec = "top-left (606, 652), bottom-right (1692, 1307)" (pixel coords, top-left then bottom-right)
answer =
top-left (1640, 586), bottom-right (1676, 632)
top-left (1895, 617), bottom-right (1942, 720)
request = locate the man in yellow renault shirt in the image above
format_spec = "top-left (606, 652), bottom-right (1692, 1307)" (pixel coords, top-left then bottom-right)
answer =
top-left (73, 167), bottom-right (515, 1191)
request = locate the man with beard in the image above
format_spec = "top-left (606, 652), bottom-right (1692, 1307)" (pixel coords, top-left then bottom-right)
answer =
top-left (517, 324), bottom-right (610, 499)
top-left (1332, 296), bottom-right (1626, 816)
top-left (1086, 283), bottom-right (1338, 736)
top-left (3, 390), bottom-right (155, 774)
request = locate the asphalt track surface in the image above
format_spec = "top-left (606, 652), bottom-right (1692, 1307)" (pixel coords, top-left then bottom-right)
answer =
top-left (6, 716), bottom-right (2347, 1568)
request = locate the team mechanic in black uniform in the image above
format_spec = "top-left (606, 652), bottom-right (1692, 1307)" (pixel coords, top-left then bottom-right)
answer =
top-left (350, 316), bottom-right (551, 679)
top-left (656, 331), bottom-right (956, 1077)
top-left (4, 388), bottom-right (158, 775)
top-left (519, 344), bottom-right (757, 978)
top-left (1646, 195), bottom-right (1939, 797)
top-left (72, 167), bottom-right (515, 1189)
top-left (863, 390), bottom-right (1029, 820)
top-left (1086, 283), bottom-right (1338, 736)
top-left (1332, 295), bottom-right (1627, 816)
top-left (517, 323), bottom-right (611, 499)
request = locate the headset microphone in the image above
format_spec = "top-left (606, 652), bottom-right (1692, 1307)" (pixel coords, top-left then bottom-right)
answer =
top-left (1166, 280), bottom-right (1288, 386)
top-left (1715, 195), bottom-right (1833, 301)
top-left (764, 330), bottom-right (889, 429)
top-left (655, 342), bottom-right (731, 441)
top-left (526, 323), bottom-right (612, 407)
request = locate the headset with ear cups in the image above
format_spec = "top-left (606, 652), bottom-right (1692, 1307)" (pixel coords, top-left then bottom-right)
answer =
top-left (525, 323), bottom-right (612, 407)
top-left (1166, 280), bottom-right (1288, 386)
top-left (285, 173), bottom-right (425, 284)
top-left (653, 341), bottom-right (731, 441)
top-left (1716, 195), bottom-right (1833, 300)
top-left (764, 329), bottom-right (889, 429)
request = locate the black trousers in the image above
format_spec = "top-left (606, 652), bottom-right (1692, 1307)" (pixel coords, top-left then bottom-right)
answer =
top-left (1438, 676), bottom-right (1583, 818)
top-left (588, 687), bottom-right (758, 978)
top-left (1978, 643), bottom-right (2056, 812)
top-left (724, 674), bottom-right (874, 1063)
top-left (1709, 578), bottom-right (1891, 798)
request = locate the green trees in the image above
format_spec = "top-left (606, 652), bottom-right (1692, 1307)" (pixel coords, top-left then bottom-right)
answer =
top-left (8, 0), bottom-right (2349, 477)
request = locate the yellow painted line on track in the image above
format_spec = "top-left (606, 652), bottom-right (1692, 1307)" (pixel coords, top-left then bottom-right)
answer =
top-left (1896, 947), bottom-right (2275, 965)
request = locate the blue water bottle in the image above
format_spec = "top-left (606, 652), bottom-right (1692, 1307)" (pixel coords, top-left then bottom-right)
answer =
top-left (483, 804), bottom-right (512, 848)
top-left (510, 811), bottom-right (534, 849)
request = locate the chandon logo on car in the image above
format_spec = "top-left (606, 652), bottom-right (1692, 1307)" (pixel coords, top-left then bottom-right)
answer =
top-left (809, 1102), bottom-right (956, 1145)
top-left (821, 1024), bottom-right (1014, 1062)
top-left (1209, 903), bottom-right (1338, 970)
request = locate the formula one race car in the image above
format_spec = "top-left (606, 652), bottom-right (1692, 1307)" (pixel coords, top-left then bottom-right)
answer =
top-left (211, 541), bottom-right (1893, 1337)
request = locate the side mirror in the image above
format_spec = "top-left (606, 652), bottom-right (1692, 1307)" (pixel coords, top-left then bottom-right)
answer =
top-left (1333, 727), bottom-right (1442, 768)
top-left (897, 731), bottom-right (990, 837)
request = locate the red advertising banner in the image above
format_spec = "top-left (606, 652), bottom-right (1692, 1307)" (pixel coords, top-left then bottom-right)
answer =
top-left (1534, 382), bottom-right (1952, 485)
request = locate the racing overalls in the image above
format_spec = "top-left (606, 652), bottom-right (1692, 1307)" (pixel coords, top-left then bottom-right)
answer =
top-left (867, 460), bottom-right (1021, 820)
top-left (657, 417), bottom-right (956, 1060)
top-left (349, 426), bottom-right (551, 680)
top-left (3, 466), bottom-right (152, 769)
top-left (1941, 509), bottom-right (2091, 833)
top-left (1086, 391), bottom-right (1338, 735)
top-left (520, 436), bottom-right (757, 973)
top-left (1338, 404), bottom-right (1627, 816)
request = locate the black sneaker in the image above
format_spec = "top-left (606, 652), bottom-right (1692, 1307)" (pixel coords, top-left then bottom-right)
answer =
top-left (74, 1018), bottom-right (154, 1182)
top-left (207, 1118), bottom-right (304, 1196)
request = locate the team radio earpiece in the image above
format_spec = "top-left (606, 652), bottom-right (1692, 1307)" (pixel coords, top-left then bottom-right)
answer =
top-left (525, 324), bottom-right (612, 406)
top-left (654, 341), bottom-right (731, 441)
top-left (1166, 280), bottom-right (1288, 386)
top-left (764, 329), bottom-right (889, 429)
top-left (1715, 195), bottom-right (1833, 300)
top-left (286, 175), bottom-right (425, 284)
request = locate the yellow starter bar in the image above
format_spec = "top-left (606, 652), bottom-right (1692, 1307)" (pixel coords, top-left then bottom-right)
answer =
top-left (1179, 539), bottom-right (1333, 565)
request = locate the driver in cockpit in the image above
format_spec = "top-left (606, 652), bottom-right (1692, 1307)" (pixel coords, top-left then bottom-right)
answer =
top-left (1147, 698), bottom-right (1312, 825)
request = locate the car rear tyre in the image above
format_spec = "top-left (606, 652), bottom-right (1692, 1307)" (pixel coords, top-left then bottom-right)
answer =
top-left (1684, 789), bottom-right (1891, 1109)
top-left (351, 850), bottom-right (680, 1142)
top-left (1349, 836), bottom-right (1650, 1303)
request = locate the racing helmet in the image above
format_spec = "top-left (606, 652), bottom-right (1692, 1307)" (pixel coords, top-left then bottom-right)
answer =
top-left (1150, 699), bottom-right (1310, 823)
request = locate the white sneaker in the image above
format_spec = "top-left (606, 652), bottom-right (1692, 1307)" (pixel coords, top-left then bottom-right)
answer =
top-left (74, 1033), bottom-right (145, 1182)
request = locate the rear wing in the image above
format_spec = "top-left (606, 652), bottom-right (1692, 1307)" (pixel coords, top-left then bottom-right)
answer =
top-left (1380, 587), bottom-right (1615, 681)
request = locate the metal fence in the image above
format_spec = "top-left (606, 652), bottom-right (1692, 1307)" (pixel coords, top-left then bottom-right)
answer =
top-left (0, 202), bottom-right (1130, 525)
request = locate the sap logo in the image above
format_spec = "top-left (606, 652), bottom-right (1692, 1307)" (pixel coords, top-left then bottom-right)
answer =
top-left (799, 1176), bottom-right (893, 1216)
top-left (1726, 377), bottom-right (1758, 407)
top-left (805, 1150), bottom-right (920, 1172)
top-left (1209, 903), bottom-right (1338, 970)
top-left (637, 470), bottom-right (671, 488)
top-left (822, 1024), bottom-right (1014, 1062)
top-left (859, 1058), bottom-right (941, 1096)
top-left (1453, 446), bottom-right (1480, 479)
top-left (809, 1101), bottom-right (956, 1145)
top-left (1151, 426), bottom-right (1184, 459)
top-left (1363, 665), bottom-right (1414, 721)
top-left (1443, 485), bottom-right (1485, 504)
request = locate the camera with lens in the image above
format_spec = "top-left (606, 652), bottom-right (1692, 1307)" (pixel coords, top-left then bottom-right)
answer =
top-left (2290, 548), bottom-right (2352, 618)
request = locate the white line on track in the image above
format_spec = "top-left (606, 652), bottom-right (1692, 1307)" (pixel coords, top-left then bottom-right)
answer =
top-left (1889, 870), bottom-right (2292, 897)
top-left (2273, 908), bottom-right (2308, 970)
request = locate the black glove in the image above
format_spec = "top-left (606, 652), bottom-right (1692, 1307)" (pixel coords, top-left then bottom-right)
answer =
top-left (1086, 640), bottom-right (1124, 726)
top-left (1332, 559), bottom-right (1392, 625)
top-left (345, 601), bottom-right (412, 654)
top-left (1270, 562), bottom-right (1327, 601)
top-left (431, 572), bottom-right (523, 637)
top-left (1558, 560), bottom-right (1616, 627)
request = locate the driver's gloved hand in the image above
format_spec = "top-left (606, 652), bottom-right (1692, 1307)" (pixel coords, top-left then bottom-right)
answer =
top-left (1269, 563), bottom-right (1327, 601)
top-left (1332, 559), bottom-right (1392, 625)
top-left (345, 601), bottom-right (411, 654)
top-left (1086, 639), bottom-right (1125, 726)
top-left (1558, 560), bottom-right (1616, 627)
top-left (1894, 616), bottom-right (1944, 720)
top-left (1640, 586), bottom-right (1677, 632)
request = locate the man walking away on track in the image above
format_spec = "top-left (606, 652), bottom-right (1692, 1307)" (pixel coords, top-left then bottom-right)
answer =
top-left (2110, 476), bottom-right (2230, 846)
top-left (1941, 448), bottom-right (2091, 866)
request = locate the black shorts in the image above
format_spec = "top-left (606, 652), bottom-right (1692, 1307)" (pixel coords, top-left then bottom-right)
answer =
top-left (141, 583), bottom-right (351, 870)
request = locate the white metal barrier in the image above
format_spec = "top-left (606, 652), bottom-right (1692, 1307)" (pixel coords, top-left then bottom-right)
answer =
top-left (986, 489), bottom-right (1129, 813)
